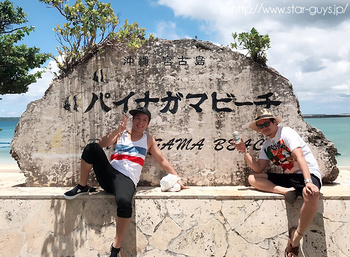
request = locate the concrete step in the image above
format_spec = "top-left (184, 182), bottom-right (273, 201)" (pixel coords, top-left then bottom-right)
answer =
top-left (0, 169), bottom-right (349, 256)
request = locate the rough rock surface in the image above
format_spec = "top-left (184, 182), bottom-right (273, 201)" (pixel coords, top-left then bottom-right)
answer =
top-left (11, 39), bottom-right (339, 186)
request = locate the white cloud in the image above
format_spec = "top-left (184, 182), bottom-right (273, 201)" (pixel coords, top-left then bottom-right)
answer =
top-left (156, 0), bottom-right (350, 114)
top-left (2, 0), bottom-right (349, 116)
top-left (332, 84), bottom-right (350, 91)
top-left (154, 21), bottom-right (180, 40)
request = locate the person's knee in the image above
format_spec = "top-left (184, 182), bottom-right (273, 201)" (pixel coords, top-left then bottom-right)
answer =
top-left (116, 197), bottom-right (133, 218)
top-left (85, 142), bottom-right (100, 152)
top-left (302, 189), bottom-right (319, 205)
top-left (82, 143), bottom-right (101, 163)
top-left (248, 174), bottom-right (257, 187)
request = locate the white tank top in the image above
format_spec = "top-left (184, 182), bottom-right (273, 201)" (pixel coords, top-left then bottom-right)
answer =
top-left (110, 131), bottom-right (148, 186)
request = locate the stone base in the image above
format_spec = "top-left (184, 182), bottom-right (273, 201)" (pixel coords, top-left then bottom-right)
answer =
top-left (1, 182), bottom-right (350, 257)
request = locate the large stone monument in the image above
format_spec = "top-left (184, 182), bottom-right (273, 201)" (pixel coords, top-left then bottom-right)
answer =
top-left (11, 39), bottom-right (339, 187)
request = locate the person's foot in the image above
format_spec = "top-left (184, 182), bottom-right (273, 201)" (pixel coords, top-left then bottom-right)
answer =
top-left (284, 190), bottom-right (298, 204)
top-left (63, 184), bottom-right (94, 200)
top-left (110, 244), bottom-right (120, 257)
top-left (285, 227), bottom-right (301, 256)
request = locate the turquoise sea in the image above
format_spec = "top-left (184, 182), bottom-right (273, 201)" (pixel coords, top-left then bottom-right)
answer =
top-left (304, 117), bottom-right (350, 167)
top-left (0, 117), bottom-right (19, 165)
top-left (0, 117), bottom-right (350, 166)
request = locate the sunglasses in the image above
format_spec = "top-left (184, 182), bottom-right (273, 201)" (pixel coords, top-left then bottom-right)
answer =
top-left (256, 121), bottom-right (271, 129)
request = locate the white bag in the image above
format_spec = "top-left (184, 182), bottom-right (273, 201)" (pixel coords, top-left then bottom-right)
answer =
top-left (160, 174), bottom-right (181, 192)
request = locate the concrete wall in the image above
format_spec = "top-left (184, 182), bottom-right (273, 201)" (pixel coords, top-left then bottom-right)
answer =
top-left (0, 185), bottom-right (349, 257)
top-left (11, 39), bottom-right (338, 186)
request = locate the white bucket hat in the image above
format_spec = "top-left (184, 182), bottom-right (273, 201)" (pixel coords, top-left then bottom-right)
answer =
top-left (249, 108), bottom-right (283, 132)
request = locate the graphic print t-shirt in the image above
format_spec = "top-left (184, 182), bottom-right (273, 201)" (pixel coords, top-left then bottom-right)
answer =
top-left (259, 126), bottom-right (322, 183)
top-left (110, 131), bottom-right (148, 187)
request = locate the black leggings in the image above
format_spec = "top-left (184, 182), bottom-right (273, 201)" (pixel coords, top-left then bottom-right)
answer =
top-left (81, 143), bottom-right (136, 218)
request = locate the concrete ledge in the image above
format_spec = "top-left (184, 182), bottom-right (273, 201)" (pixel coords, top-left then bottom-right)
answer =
top-left (1, 168), bottom-right (350, 200)
top-left (1, 183), bottom-right (350, 200)
top-left (0, 169), bottom-right (349, 256)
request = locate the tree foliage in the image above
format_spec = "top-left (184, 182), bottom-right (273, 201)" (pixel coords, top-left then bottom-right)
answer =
top-left (40, 0), bottom-right (153, 76)
top-left (116, 19), bottom-right (154, 49)
top-left (39, 0), bottom-right (119, 74)
top-left (231, 27), bottom-right (270, 66)
top-left (0, 0), bottom-right (49, 95)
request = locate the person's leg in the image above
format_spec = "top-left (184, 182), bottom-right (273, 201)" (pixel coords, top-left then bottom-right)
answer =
top-left (286, 190), bottom-right (319, 257)
top-left (111, 172), bottom-right (136, 249)
top-left (64, 143), bottom-right (112, 199)
top-left (81, 142), bottom-right (116, 191)
top-left (113, 217), bottom-right (132, 249)
top-left (79, 159), bottom-right (93, 186)
top-left (248, 173), bottom-right (295, 195)
top-left (82, 143), bottom-right (135, 254)
top-left (298, 190), bottom-right (319, 232)
top-left (289, 176), bottom-right (321, 250)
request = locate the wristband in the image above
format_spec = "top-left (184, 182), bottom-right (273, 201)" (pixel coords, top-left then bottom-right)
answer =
top-left (304, 178), bottom-right (313, 184)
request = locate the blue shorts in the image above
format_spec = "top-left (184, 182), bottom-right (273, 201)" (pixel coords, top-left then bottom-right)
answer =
top-left (267, 173), bottom-right (321, 196)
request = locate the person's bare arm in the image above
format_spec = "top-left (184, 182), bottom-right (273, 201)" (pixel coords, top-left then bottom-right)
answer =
top-left (234, 139), bottom-right (270, 173)
top-left (244, 152), bottom-right (270, 173)
top-left (292, 147), bottom-right (320, 195)
top-left (148, 135), bottom-right (189, 189)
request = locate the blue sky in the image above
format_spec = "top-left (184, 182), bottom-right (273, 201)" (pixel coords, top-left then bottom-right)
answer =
top-left (1, 0), bottom-right (350, 116)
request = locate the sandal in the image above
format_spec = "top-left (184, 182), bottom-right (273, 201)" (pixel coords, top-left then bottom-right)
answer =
top-left (285, 227), bottom-right (300, 257)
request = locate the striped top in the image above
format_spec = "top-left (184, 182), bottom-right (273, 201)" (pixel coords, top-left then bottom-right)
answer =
top-left (110, 131), bottom-right (148, 186)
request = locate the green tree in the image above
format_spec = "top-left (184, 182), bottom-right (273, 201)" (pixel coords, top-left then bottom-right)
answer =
top-left (116, 19), bottom-right (154, 49)
top-left (39, 0), bottom-right (119, 74)
top-left (40, 0), bottom-right (154, 75)
top-left (231, 27), bottom-right (270, 66)
top-left (0, 0), bottom-right (49, 95)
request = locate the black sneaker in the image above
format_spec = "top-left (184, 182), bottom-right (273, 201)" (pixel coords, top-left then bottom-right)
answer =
top-left (110, 244), bottom-right (120, 257)
top-left (64, 184), bottom-right (93, 200)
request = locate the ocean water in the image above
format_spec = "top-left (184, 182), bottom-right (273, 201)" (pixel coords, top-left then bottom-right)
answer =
top-left (0, 117), bottom-right (19, 165)
top-left (0, 117), bottom-right (349, 166)
top-left (304, 117), bottom-right (350, 166)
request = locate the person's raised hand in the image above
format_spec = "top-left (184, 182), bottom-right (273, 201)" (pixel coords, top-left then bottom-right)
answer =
top-left (233, 139), bottom-right (246, 153)
top-left (119, 113), bottom-right (128, 131)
